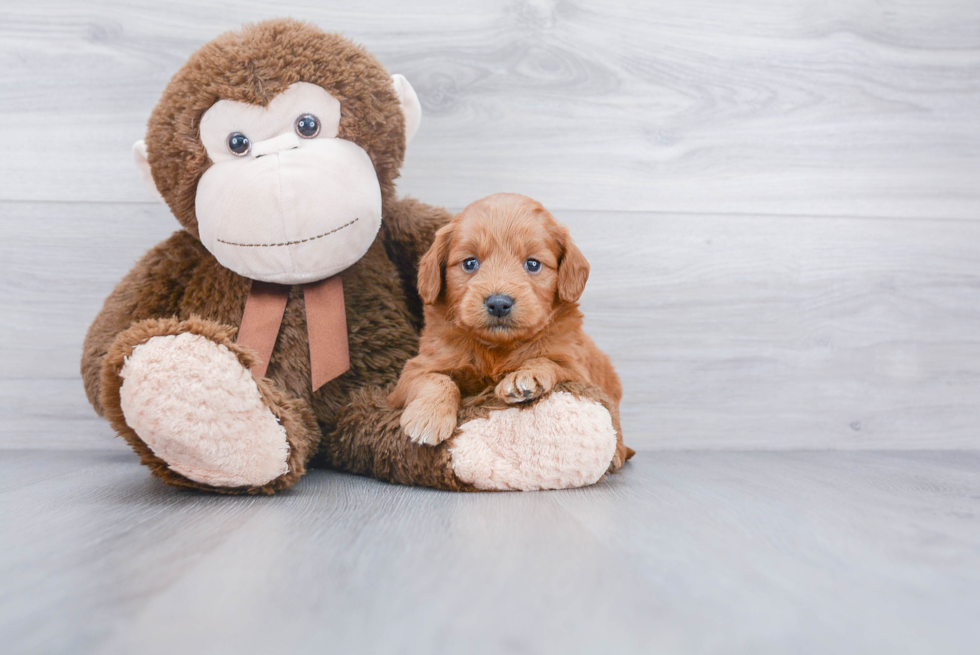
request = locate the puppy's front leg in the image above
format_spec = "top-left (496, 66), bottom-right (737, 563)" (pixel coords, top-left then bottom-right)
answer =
top-left (496, 358), bottom-right (569, 404)
top-left (390, 371), bottom-right (460, 446)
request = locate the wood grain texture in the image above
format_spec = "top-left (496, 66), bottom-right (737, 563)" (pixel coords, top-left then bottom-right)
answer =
top-left (0, 450), bottom-right (977, 655)
top-left (1, 2), bottom-right (978, 450)
top-left (0, 1), bottom-right (978, 217)
top-left (3, 200), bottom-right (979, 450)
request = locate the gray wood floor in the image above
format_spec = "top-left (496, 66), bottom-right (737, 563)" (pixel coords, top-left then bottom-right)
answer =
top-left (2, 449), bottom-right (978, 655)
top-left (2, 1), bottom-right (979, 653)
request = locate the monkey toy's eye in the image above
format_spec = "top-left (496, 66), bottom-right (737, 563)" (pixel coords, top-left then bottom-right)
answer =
top-left (227, 132), bottom-right (251, 157)
top-left (295, 114), bottom-right (321, 139)
top-left (462, 258), bottom-right (480, 273)
top-left (524, 258), bottom-right (542, 273)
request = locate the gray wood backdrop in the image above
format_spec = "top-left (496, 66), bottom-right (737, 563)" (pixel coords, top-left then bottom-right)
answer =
top-left (2, 0), bottom-right (979, 451)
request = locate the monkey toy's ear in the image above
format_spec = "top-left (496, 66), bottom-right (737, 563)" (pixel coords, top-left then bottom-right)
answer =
top-left (390, 74), bottom-right (421, 145)
top-left (132, 139), bottom-right (165, 203)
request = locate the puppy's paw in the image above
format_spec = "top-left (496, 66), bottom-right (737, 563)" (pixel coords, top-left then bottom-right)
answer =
top-left (400, 396), bottom-right (458, 446)
top-left (495, 368), bottom-right (554, 404)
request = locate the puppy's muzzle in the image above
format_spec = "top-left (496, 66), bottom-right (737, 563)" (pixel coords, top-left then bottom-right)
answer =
top-left (485, 294), bottom-right (514, 317)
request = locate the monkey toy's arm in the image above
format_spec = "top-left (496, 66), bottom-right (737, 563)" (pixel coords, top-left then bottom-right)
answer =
top-left (381, 197), bottom-right (453, 327)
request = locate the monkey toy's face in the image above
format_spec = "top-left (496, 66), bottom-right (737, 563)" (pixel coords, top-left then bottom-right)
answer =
top-left (135, 22), bottom-right (422, 286)
top-left (194, 82), bottom-right (383, 284)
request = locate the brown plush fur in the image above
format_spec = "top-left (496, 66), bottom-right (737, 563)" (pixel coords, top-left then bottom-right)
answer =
top-left (81, 20), bottom-right (626, 492)
top-left (145, 19), bottom-right (408, 237)
top-left (82, 20), bottom-right (450, 492)
top-left (389, 193), bottom-right (633, 468)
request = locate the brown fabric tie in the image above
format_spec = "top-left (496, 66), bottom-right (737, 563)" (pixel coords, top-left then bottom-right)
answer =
top-left (237, 276), bottom-right (350, 391)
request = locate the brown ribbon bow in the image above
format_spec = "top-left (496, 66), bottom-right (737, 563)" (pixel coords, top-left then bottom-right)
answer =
top-left (236, 275), bottom-right (350, 391)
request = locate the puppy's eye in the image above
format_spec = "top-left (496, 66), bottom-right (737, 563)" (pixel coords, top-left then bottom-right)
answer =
top-left (524, 258), bottom-right (542, 274)
top-left (461, 258), bottom-right (480, 273)
top-left (295, 114), bottom-right (321, 139)
top-left (227, 132), bottom-right (251, 156)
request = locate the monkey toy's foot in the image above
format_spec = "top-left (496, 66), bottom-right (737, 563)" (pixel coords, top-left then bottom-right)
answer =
top-left (449, 382), bottom-right (628, 491)
top-left (102, 318), bottom-right (319, 494)
top-left (119, 332), bottom-right (289, 488)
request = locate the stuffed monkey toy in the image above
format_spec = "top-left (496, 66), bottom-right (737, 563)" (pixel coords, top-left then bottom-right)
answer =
top-left (81, 19), bottom-right (628, 494)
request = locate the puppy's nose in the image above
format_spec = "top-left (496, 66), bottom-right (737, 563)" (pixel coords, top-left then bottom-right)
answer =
top-left (485, 294), bottom-right (514, 317)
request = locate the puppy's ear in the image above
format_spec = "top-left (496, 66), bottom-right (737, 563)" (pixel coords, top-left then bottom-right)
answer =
top-left (555, 226), bottom-right (590, 303)
top-left (418, 223), bottom-right (455, 305)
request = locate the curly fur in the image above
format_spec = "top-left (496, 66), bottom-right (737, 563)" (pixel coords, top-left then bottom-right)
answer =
top-left (389, 193), bottom-right (634, 467)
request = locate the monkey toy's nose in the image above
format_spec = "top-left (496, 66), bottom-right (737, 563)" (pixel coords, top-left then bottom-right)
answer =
top-left (251, 132), bottom-right (301, 158)
top-left (485, 294), bottom-right (514, 317)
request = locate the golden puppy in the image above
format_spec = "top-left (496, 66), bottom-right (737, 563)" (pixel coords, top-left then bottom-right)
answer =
top-left (388, 193), bottom-right (632, 469)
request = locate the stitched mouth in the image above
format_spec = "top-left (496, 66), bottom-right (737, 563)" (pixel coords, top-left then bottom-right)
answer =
top-left (216, 217), bottom-right (359, 248)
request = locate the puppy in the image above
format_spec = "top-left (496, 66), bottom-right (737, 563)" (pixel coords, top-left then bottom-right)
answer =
top-left (388, 193), bottom-right (633, 469)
